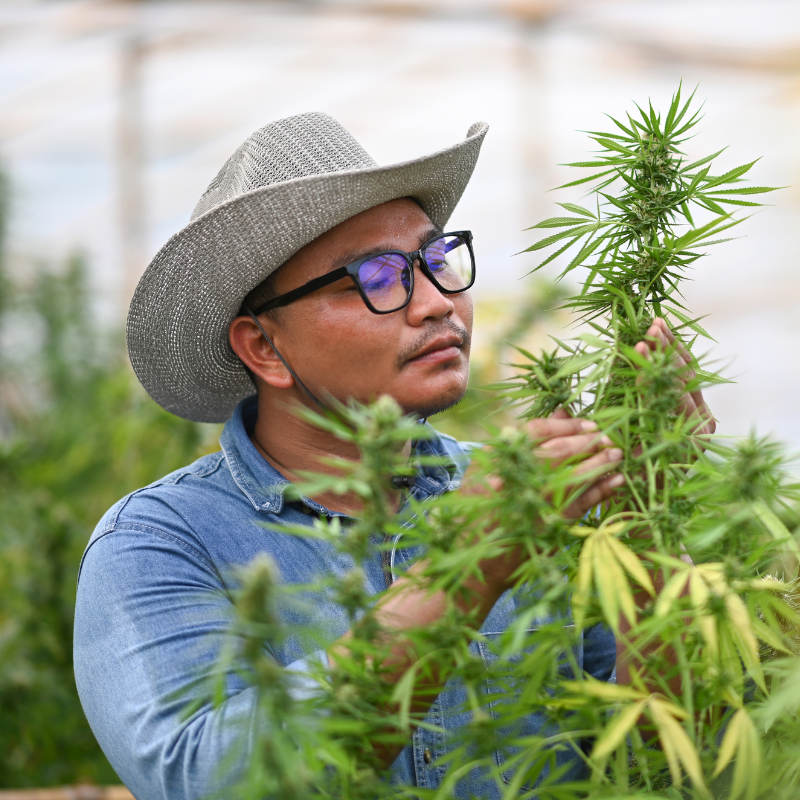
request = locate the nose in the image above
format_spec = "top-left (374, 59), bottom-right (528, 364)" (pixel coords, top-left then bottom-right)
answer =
top-left (404, 260), bottom-right (456, 325)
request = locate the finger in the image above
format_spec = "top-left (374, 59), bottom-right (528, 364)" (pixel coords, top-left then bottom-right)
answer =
top-left (637, 320), bottom-right (711, 420)
top-left (526, 417), bottom-right (597, 443)
top-left (565, 473), bottom-right (627, 519)
top-left (638, 319), bottom-right (685, 361)
top-left (677, 388), bottom-right (700, 420)
top-left (636, 320), bottom-right (674, 360)
top-left (552, 448), bottom-right (622, 507)
top-left (634, 341), bottom-right (651, 362)
top-left (656, 319), bottom-right (694, 367)
top-left (551, 407), bottom-right (571, 420)
top-left (651, 322), bottom-right (706, 411)
top-left (690, 405), bottom-right (717, 438)
top-left (570, 445), bottom-right (624, 479)
top-left (537, 433), bottom-right (614, 463)
top-left (649, 320), bottom-right (699, 390)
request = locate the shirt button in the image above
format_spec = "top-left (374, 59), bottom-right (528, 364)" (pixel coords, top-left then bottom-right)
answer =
top-left (423, 748), bottom-right (433, 765)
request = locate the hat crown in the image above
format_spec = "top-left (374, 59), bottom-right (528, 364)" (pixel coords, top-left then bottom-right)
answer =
top-left (191, 112), bottom-right (378, 221)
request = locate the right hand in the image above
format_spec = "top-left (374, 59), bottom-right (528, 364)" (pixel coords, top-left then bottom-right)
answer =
top-left (459, 409), bottom-right (624, 591)
top-left (462, 408), bottom-right (624, 519)
top-left (529, 408), bottom-right (624, 519)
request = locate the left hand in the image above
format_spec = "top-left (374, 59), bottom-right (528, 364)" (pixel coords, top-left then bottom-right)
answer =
top-left (634, 318), bottom-right (716, 438)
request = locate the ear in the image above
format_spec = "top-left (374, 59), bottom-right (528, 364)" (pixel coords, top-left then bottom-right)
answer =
top-left (228, 315), bottom-right (294, 390)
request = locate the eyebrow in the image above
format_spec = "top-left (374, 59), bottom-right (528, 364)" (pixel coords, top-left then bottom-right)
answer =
top-left (327, 225), bottom-right (444, 272)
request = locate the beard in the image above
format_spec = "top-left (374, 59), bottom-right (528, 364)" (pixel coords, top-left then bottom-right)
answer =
top-left (413, 384), bottom-right (469, 421)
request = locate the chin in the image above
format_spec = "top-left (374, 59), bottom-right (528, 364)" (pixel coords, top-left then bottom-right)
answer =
top-left (404, 383), bottom-right (468, 420)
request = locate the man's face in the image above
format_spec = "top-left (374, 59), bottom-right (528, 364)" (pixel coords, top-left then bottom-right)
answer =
top-left (261, 198), bottom-right (473, 418)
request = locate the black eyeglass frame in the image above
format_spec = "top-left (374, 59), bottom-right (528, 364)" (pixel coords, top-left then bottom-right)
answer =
top-left (252, 230), bottom-right (475, 316)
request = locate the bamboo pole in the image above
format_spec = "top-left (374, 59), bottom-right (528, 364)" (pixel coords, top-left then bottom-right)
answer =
top-left (0, 788), bottom-right (133, 800)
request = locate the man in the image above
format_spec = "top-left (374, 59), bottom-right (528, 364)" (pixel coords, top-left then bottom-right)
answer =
top-left (74, 112), bottom-right (710, 799)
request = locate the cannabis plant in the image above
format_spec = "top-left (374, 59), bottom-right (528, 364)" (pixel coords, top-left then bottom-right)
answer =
top-left (0, 175), bottom-right (214, 785)
top-left (213, 87), bottom-right (800, 800)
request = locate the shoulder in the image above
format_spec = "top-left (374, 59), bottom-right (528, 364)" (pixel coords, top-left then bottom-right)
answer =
top-left (81, 451), bottom-right (229, 573)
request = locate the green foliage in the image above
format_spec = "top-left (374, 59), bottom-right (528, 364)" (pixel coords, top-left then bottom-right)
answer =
top-left (434, 278), bottom-right (571, 442)
top-left (0, 223), bottom-right (215, 784)
top-left (215, 87), bottom-right (800, 800)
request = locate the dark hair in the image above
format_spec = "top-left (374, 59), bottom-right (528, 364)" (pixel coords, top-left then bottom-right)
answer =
top-left (235, 269), bottom-right (283, 387)
top-left (238, 269), bottom-right (281, 320)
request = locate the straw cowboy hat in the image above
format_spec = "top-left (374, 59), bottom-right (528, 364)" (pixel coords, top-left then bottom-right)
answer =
top-left (126, 112), bottom-right (488, 423)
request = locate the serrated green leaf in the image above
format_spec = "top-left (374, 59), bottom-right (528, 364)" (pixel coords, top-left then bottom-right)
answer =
top-left (554, 168), bottom-right (617, 190)
top-left (531, 216), bottom-right (597, 229)
top-left (702, 160), bottom-right (759, 189)
top-left (592, 699), bottom-right (648, 760)
top-left (663, 306), bottom-right (717, 342)
top-left (593, 535), bottom-right (627, 628)
top-left (649, 699), bottom-right (709, 796)
top-left (553, 352), bottom-right (604, 379)
top-left (681, 147), bottom-right (727, 174)
top-left (522, 224), bottom-right (595, 251)
top-left (605, 535), bottom-right (655, 597)
top-left (557, 202), bottom-right (596, 218)
top-left (693, 368), bottom-right (735, 386)
top-left (706, 185), bottom-right (781, 195)
top-left (751, 500), bottom-right (800, 559)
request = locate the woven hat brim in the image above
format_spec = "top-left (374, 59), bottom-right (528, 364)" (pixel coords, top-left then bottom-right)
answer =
top-left (127, 121), bottom-right (488, 422)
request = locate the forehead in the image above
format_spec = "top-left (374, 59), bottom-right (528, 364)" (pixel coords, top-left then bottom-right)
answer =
top-left (274, 198), bottom-right (437, 287)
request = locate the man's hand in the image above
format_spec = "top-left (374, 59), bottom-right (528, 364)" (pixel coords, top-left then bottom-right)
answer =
top-left (462, 410), bottom-right (624, 520)
top-left (634, 317), bottom-right (716, 438)
top-left (456, 411), bottom-right (625, 597)
top-left (616, 318), bottom-right (705, 693)
top-left (529, 409), bottom-right (625, 518)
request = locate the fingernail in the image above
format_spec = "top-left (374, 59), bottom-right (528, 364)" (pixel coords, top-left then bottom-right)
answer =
top-left (580, 420), bottom-right (598, 431)
top-left (600, 435), bottom-right (613, 447)
top-left (608, 448), bottom-right (623, 461)
top-left (609, 474), bottom-right (625, 487)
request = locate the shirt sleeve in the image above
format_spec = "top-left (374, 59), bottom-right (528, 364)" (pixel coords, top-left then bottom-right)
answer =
top-left (73, 526), bottom-right (327, 800)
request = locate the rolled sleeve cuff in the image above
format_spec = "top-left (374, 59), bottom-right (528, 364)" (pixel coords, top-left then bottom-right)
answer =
top-left (285, 649), bottom-right (329, 703)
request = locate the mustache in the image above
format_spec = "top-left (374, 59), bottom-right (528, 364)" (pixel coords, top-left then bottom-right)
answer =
top-left (395, 319), bottom-right (471, 369)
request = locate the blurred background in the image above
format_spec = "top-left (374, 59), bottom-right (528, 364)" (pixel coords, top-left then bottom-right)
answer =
top-left (0, 0), bottom-right (798, 789)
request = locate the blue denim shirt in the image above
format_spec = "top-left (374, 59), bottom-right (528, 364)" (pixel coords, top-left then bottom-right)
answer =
top-left (74, 396), bottom-right (615, 800)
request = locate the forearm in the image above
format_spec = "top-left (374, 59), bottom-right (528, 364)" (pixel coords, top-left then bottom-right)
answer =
top-left (325, 414), bottom-right (625, 768)
top-left (328, 555), bottom-right (509, 768)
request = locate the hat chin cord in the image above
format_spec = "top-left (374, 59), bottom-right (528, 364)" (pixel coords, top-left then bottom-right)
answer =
top-left (244, 306), bottom-right (324, 409)
top-left (244, 305), bottom-right (421, 492)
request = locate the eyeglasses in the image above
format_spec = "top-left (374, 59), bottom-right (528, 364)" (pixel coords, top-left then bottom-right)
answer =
top-left (252, 230), bottom-right (475, 316)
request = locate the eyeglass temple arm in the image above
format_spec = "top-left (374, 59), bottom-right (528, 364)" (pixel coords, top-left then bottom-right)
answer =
top-left (252, 266), bottom-right (351, 315)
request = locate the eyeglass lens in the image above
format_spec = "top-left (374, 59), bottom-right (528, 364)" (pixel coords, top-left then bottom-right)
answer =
top-left (423, 234), bottom-right (473, 291)
top-left (356, 253), bottom-right (410, 312)
top-left (356, 234), bottom-right (472, 312)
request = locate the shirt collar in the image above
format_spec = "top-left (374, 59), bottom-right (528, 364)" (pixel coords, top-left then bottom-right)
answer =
top-left (220, 395), bottom-right (289, 513)
top-left (220, 395), bottom-right (460, 515)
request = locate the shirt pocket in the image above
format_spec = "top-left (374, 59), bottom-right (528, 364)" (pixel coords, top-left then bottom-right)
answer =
top-left (476, 625), bottom-right (580, 789)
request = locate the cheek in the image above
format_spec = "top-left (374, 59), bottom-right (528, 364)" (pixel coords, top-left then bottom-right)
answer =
top-left (454, 293), bottom-right (474, 335)
top-left (287, 300), bottom-right (397, 369)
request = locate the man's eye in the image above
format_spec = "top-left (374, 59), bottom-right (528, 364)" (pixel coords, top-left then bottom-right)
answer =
top-left (362, 277), bottom-right (393, 292)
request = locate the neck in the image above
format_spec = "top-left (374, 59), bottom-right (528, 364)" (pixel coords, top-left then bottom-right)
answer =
top-left (251, 390), bottom-right (412, 517)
